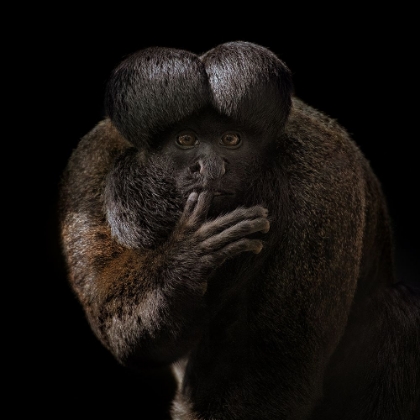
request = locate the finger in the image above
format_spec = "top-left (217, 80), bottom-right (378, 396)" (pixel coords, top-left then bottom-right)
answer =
top-left (213, 239), bottom-right (264, 262)
top-left (184, 191), bottom-right (199, 213)
top-left (179, 192), bottom-right (199, 224)
top-left (191, 190), bottom-right (214, 224)
top-left (197, 206), bottom-right (268, 238)
top-left (201, 218), bottom-right (270, 251)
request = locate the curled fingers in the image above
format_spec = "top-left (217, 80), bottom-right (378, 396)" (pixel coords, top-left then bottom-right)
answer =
top-left (200, 217), bottom-right (270, 252)
top-left (197, 205), bottom-right (269, 239)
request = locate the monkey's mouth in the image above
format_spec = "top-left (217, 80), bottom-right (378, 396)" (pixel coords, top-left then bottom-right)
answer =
top-left (213, 191), bottom-right (234, 197)
top-left (182, 186), bottom-right (236, 203)
top-left (186, 186), bottom-right (234, 197)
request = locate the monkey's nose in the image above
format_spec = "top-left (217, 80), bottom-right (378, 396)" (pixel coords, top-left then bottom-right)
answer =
top-left (190, 158), bottom-right (226, 179)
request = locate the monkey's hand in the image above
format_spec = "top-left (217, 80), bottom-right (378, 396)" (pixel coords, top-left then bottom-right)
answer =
top-left (110, 190), bottom-right (268, 366)
top-left (63, 188), bottom-right (269, 369)
top-left (89, 191), bottom-right (269, 368)
top-left (167, 191), bottom-right (270, 275)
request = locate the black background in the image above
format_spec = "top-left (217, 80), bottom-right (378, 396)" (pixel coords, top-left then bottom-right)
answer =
top-left (28, 11), bottom-right (419, 419)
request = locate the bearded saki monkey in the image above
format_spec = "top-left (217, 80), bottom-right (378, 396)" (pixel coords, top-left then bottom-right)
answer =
top-left (59, 41), bottom-right (420, 419)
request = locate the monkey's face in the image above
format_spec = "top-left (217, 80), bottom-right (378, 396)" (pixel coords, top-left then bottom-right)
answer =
top-left (154, 110), bottom-right (274, 216)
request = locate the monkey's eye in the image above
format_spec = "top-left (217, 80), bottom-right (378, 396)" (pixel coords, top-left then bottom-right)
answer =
top-left (176, 132), bottom-right (198, 148)
top-left (220, 132), bottom-right (241, 148)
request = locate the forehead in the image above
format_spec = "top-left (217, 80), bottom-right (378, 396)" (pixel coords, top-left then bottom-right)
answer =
top-left (173, 109), bottom-right (243, 133)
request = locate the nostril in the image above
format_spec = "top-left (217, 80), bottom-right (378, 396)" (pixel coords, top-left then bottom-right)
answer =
top-left (189, 162), bottom-right (201, 174)
top-left (189, 158), bottom-right (227, 178)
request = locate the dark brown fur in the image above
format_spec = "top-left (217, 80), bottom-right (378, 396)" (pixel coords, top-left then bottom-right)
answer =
top-left (59, 41), bottom-right (420, 419)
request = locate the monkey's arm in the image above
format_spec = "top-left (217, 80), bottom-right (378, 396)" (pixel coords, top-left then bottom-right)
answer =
top-left (59, 120), bottom-right (269, 370)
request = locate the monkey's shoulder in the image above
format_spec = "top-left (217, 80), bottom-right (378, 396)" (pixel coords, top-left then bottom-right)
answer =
top-left (60, 119), bottom-right (137, 214)
top-left (288, 97), bottom-right (352, 144)
top-left (69, 118), bottom-right (134, 170)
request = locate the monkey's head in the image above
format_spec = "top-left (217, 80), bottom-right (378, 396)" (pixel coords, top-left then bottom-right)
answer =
top-left (156, 106), bottom-right (281, 216)
top-left (105, 41), bottom-right (294, 215)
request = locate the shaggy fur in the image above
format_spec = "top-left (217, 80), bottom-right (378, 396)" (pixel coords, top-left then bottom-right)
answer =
top-left (59, 41), bottom-right (420, 420)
